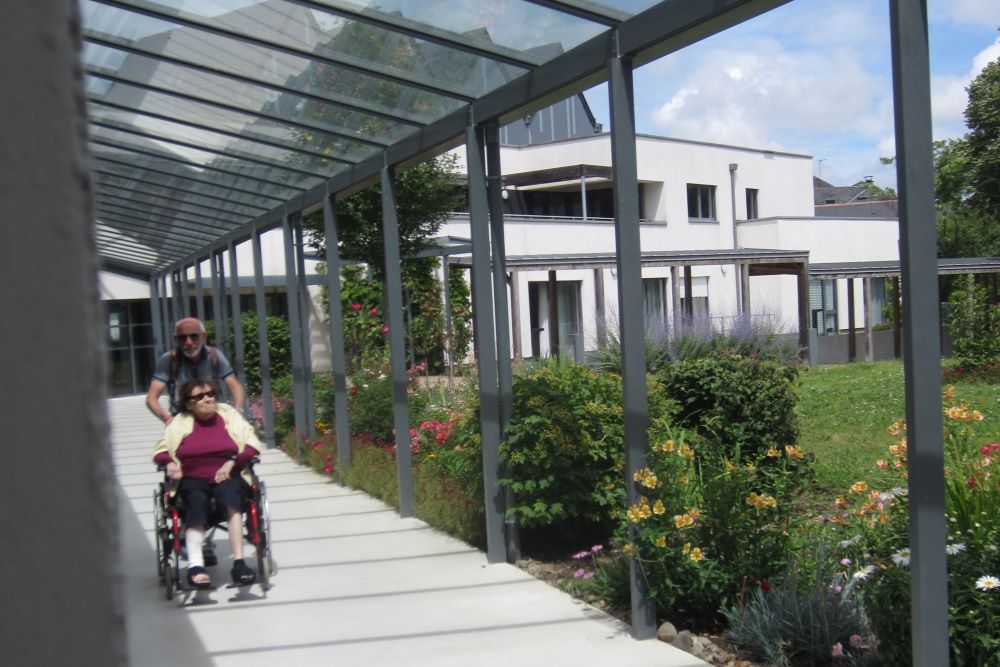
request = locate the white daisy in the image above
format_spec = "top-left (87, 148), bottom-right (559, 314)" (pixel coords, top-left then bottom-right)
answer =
top-left (852, 565), bottom-right (876, 580)
top-left (946, 542), bottom-right (966, 556)
top-left (975, 575), bottom-right (1000, 591)
top-left (892, 549), bottom-right (911, 566)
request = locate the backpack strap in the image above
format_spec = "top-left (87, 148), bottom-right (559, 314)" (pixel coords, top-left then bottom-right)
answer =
top-left (167, 349), bottom-right (180, 414)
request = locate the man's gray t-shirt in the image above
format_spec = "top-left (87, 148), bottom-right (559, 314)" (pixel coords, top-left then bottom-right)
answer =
top-left (152, 346), bottom-right (235, 411)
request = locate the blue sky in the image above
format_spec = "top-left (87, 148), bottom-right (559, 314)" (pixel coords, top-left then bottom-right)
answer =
top-left (583, 0), bottom-right (1000, 190)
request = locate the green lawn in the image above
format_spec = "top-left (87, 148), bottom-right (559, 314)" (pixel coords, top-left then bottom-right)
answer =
top-left (797, 360), bottom-right (1000, 495)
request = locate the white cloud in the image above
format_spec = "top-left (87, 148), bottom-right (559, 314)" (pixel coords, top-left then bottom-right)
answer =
top-left (646, 39), bottom-right (891, 154)
top-left (941, 0), bottom-right (1000, 25)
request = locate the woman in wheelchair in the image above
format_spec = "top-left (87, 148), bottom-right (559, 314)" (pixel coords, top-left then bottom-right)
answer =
top-left (153, 378), bottom-right (262, 589)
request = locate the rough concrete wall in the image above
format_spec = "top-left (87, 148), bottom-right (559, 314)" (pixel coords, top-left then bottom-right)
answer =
top-left (0, 2), bottom-right (125, 665)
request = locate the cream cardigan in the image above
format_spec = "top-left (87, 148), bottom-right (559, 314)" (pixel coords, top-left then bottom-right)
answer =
top-left (152, 403), bottom-right (263, 491)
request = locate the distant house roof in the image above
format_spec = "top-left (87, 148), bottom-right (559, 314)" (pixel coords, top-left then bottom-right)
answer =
top-left (814, 200), bottom-right (898, 218)
top-left (814, 185), bottom-right (870, 206)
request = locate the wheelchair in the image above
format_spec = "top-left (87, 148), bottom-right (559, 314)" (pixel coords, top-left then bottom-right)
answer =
top-left (153, 459), bottom-right (273, 600)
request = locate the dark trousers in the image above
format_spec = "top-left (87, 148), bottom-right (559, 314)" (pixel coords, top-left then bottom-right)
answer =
top-left (177, 476), bottom-right (247, 528)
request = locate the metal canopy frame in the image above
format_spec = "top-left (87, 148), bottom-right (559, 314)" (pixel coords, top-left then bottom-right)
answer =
top-left (78, 0), bottom-right (948, 657)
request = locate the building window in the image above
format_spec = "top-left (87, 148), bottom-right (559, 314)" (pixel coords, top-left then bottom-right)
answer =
top-left (809, 279), bottom-right (838, 333)
top-left (745, 188), bottom-right (759, 219)
top-left (687, 184), bottom-right (716, 221)
top-left (643, 278), bottom-right (667, 329)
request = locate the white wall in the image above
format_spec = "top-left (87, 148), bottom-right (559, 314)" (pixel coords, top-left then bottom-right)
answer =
top-left (738, 216), bottom-right (900, 330)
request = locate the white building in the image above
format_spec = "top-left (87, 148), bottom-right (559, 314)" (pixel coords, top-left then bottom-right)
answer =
top-left (100, 108), bottom-right (901, 390)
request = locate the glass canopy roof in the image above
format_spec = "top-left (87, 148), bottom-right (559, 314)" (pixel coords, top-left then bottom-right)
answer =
top-left (82, 0), bottom-right (785, 276)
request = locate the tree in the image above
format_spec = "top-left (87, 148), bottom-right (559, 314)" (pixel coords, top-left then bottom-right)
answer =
top-left (965, 56), bottom-right (1000, 218)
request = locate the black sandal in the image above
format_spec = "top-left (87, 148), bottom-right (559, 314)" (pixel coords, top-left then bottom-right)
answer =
top-left (187, 566), bottom-right (212, 590)
top-left (231, 559), bottom-right (256, 586)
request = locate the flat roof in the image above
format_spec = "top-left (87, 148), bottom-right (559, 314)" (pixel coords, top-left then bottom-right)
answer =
top-left (810, 257), bottom-right (1000, 279)
top-left (448, 247), bottom-right (809, 272)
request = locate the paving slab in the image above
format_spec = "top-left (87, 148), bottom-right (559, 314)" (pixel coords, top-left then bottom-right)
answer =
top-left (110, 395), bottom-right (707, 667)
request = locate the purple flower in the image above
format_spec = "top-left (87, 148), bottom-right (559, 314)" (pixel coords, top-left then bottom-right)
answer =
top-left (572, 568), bottom-right (587, 578)
top-left (571, 551), bottom-right (590, 560)
top-left (590, 544), bottom-right (604, 553)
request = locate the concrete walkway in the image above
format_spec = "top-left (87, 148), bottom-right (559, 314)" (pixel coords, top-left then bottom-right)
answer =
top-left (111, 395), bottom-right (707, 667)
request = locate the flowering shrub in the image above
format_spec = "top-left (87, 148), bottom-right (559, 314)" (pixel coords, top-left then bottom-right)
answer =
top-left (500, 359), bottom-right (677, 542)
top-left (831, 386), bottom-right (1000, 665)
top-left (619, 430), bottom-right (811, 629)
top-left (658, 353), bottom-right (800, 463)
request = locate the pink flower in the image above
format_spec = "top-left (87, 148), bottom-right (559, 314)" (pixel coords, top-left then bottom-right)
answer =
top-left (351, 303), bottom-right (362, 311)
top-left (572, 568), bottom-right (587, 578)
top-left (381, 325), bottom-right (390, 334)
top-left (760, 580), bottom-right (771, 592)
top-left (982, 445), bottom-right (992, 457)
top-left (591, 544), bottom-right (603, 553)
top-left (322, 464), bottom-right (333, 474)
top-left (831, 642), bottom-right (844, 657)
top-left (849, 634), bottom-right (863, 648)
top-left (369, 306), bottom-right (378, 316)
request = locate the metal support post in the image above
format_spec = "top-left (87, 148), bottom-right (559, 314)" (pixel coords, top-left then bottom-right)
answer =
top-left (487, 120), bottom-right (519, 563)
top-left (889, 1), bottom-right (948, 663)
top-left (282, 214), bottom-right (308, 460)
top-left (467, 123), bottom-right (505, 563)
top-left (227, 240), bottom-right (246, 414)
top-left (194, 261), bottom-right (206, 323)
top-left (381, 164), bottom-right (414, 517)
top-left (323, 194), bottom-right (351, 470)
top-left (150, 276), bottom-right (165, 354)
top-left (179, 264), bottom-right (191, 318)
top-left (209, 250), bottom-right (226, 357)
top-left (609, 47), bottom-right (655, 640)
top-left (294, 222), bottom-right (316, 439)
top-left (252, 227), bottom-right (276, 448)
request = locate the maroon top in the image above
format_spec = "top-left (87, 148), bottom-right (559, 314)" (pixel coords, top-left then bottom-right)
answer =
top-left (154, 415), bottom-right (259, 483)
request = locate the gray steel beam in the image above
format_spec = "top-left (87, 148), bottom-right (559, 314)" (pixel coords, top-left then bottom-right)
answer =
top-left (93, 155), bottom-right (288, 204)
top-left (94, 166), bottom-right (271, 213)
top-left (485, 120), bottom-right (518, 562)
top-left (521, 0), bottom-right (627, 25)
top-left (889, 1), bottom-right (949, 664)
top-left (323, 195), bottom-right (352, 470)
top-left (89, 137), bottom-right (309, 192)
top-left (609, 47), bottom-right (655, 640)
top-left (89, 98), bottom-right (356, 167)
top-left (252, 227), bottom-right (276, 447)
top-left (82, 34), bottom-right (430, 127)
top-left (283, 213), bottom-right (308, 460)
top-left (90, 119), bottom-right (329, 180)
top-left (467, 123), bottom-right (505, 563)
top-left (85, 69), bottom-right (392, 150)
top-left (94, 198), bottom-right (231, 235)
top-left (97, 181), bottom-right (262, 220)
top-left (380, 165), bottom-right (414, 517)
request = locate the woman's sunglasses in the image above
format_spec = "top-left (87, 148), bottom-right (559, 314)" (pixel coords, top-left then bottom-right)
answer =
top-left (187, 391), bottom-right (215, 402)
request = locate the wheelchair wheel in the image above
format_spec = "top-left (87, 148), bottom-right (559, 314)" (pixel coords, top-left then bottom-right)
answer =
top-left (250, 480), bottom-right (273, 590)
top-left (153, 489), bottom-right (164, 583)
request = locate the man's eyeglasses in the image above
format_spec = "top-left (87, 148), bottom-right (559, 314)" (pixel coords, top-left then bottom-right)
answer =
top-left (175, 333), bottom-right (202, 342)
top-left (187, 391), bottom-right (215, 402)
